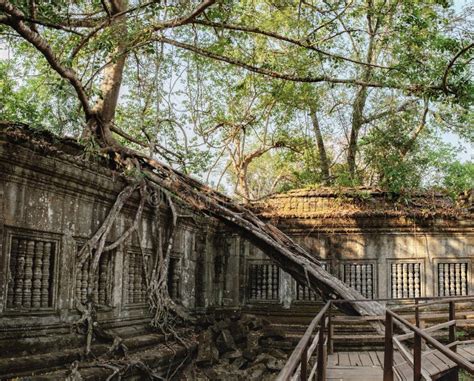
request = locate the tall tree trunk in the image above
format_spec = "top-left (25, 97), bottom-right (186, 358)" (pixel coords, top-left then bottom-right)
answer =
top-left (347, 85), bottom-right (368, 180)
top-left (309, 106), bottom-right (331, 185)
top-left (89, 0), bottom-right (129, 146)
top-left (347, 1), bottom-right (378, 181)
top-left (236, 162), bottom-right (251, 203)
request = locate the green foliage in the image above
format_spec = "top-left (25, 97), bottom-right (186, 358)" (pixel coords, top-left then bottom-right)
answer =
top-left (0, 0), bottom-right (471, 199)
top-left (442, 161), bottom-right (474, 196)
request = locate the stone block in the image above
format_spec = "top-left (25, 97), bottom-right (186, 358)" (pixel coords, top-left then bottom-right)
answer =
top-left (196, 329), bottom-right (219, 366)
top-left (216, 329), bottom-right (237, 354)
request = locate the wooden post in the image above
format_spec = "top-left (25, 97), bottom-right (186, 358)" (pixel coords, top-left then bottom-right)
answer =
top-left (449, 301), bottom-right (456, 352)
top-left (301, 342), bottom-right (308, 381)
top-left (415, 299), bottom-right (420, 328)
top-left (419, 319), bottom-right (426, 351)
top-left (328, 302), bottom-right (334, 355)
top-left (384, 311), bottom-right (394, 381)
top-left (448, 301), bottom-right (459, 381)
top-left (317, 316), bottom-right (326, 381)
top-left (414, 330), bottom-right (422, 381)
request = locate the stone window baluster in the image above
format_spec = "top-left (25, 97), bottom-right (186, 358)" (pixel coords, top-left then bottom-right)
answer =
top-left (397, 264), bottom-right (403, 299)
top-left (407, 263), bottom-right (413, 298)
top-left (414, 263), bottom-right (420, 297)
top-left (80, 259), bottom-right (89, 304)
top-left (7, 238), bottom-right (19, 308)
top-left (129, 253), bottom-right (135, 304)
top-left (366, 265), bottom-right (373, 299)
top-left (32, 241), bottom-right (43, 308)
top-left (123, 254), bottom-right (129, 304)
top-left (134, 254), bottom-right (142, 303)
top-left (98, 255), bottom-right (108, 305)
top-left (461, 263), bottom-right (467, 295)
top-left (41, 242), bottom-right (52, 307)
top-left (449, 263), bottom-right (455, 296)
top-left (76, 263), bottom-right (83, 304)
top-left (14, 239), bottom-right (26, 308)
top-left (455, 263), bottom-right (461, 295)
top-left (22, 241), bottom-right (35, 308)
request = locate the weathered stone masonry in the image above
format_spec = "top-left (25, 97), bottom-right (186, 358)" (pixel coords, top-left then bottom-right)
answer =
top-left (0, 132), bottom-right (225, 337)
top-left (226, 189), bottom-right (473, 313)
top-left (1, 133), bottom-right (472, 325)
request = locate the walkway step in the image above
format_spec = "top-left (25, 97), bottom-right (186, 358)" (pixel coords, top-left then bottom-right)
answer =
top-left (0, 332), bottom-right (167, 379)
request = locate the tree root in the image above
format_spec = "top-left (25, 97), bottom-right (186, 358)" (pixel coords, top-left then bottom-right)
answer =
top-left (66, 358), bottom-right (166, 381)
top-left (69, 177), bottom-right (194, 379)
top-left (73, 180), bottom-right (145, 356)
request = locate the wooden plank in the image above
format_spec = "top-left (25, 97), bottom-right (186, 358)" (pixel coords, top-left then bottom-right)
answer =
top-left (339, 352), bottom-right (350, 366)
top-left (328, 354), bottom-right (336, 367)
top-left (462, 345), bottom-right (474, 356)
top-left (431, 351), bottom-right (456, 369)
top-left (360, 352), bottom-right (373, 366)
top-left (459, 347), bottom-right (474, 362)
top-left (393, 350), bottom-right (405, 365)
top-left (369, 351), bottom-right (381, 367)
top-left (421, 353), bottom-right (443, 376)
top-left (394, 361), bottom-right (413, 381)
top-left (375, 351), bottom-right (386, 368)
top-left (326, 366), bottom-right (383, 381)
top-left (349, 352), bottom-right (362, 366)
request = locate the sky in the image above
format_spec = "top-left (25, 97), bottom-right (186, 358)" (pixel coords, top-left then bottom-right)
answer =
top-left (0, 1), bottom-right (472, 164)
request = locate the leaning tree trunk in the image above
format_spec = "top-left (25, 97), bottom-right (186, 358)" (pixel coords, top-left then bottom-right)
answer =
top-left (136, 155), bottom-right (385, 317)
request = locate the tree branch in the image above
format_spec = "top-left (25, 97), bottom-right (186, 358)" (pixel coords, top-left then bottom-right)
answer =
top-left (442, 42), bottom-right (474, 94)
top-left (192, 19), bottom-right (392, 69)
top-left (152, 0), bottom-right (216, 31)
top-left (153, 35), bottom-right (422, 90)
top-left (0, 0), bottom-right (92, 118)
top-left (362, 99), bottom-right (417, 124)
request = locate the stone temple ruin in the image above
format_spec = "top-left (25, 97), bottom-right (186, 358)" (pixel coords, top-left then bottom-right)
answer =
top-left (0, 124), bottom-right (472, 380)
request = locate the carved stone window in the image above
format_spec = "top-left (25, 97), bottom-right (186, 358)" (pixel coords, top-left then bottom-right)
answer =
top-left (7, 236), bottom-right (57, 310)
top-left (168, 257), bottom-right (181, 301)
top-left (295, 263), bottom-right (327, 302)
top-left (123, 251), bottom-right (150, 305)
top-left (247, 262), bottom-right (279, 301)
top-left (75, 250), bottom-right (114, 306)
top-left (390, 262), bottom-right (422, 299)
top-left (437, 262), bottom-right (468, 296)
top-left (340, 262), bottom-right (375, 299)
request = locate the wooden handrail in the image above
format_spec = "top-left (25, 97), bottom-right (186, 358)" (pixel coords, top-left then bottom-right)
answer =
top-left (331, 295), bottom-right (474, 305)
top-left (387, 309), bottom-right (474, 374)
top-left (276, 301), bottom-right (330, 381)
top-left (279, 296), bottom-right (474, 381)
top-left (391, 296), bottom-right (474, 311)
top-left (396, 320), bottom-right (456, 341)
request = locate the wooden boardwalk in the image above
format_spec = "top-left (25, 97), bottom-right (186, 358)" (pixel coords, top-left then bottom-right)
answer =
top-left (327, 345), bottom-right (474, 380)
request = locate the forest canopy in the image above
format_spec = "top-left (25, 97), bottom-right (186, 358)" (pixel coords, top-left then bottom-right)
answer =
top-left (0, 0), bottom-right (472, 201)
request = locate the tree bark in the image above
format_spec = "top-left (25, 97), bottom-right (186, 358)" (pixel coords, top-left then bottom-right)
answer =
top-left (309, 106), bottom-right (331, 185)
top-left (139, 155), bottom-right (385, 318)
top-left (88, 0), bottom-right (129, 145)
top-left (347, 1), bottom-right (379, 181)
top-left (347, 85), bottom-right (368, 180)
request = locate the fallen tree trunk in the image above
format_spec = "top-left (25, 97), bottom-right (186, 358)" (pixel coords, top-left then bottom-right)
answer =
top-left (138, 156), bottom-right (385, 317)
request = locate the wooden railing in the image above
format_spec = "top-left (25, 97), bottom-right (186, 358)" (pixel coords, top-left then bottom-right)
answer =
top-left (277, 296), bottom-right (474, 381)
top-left (276, 301), bottom-right (331, 381)
top-left (384, 297), bottom-right (474, 381)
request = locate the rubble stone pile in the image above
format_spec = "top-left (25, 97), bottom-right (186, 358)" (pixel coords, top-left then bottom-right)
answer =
top-left (181, 314), bottom-right (291, 380)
